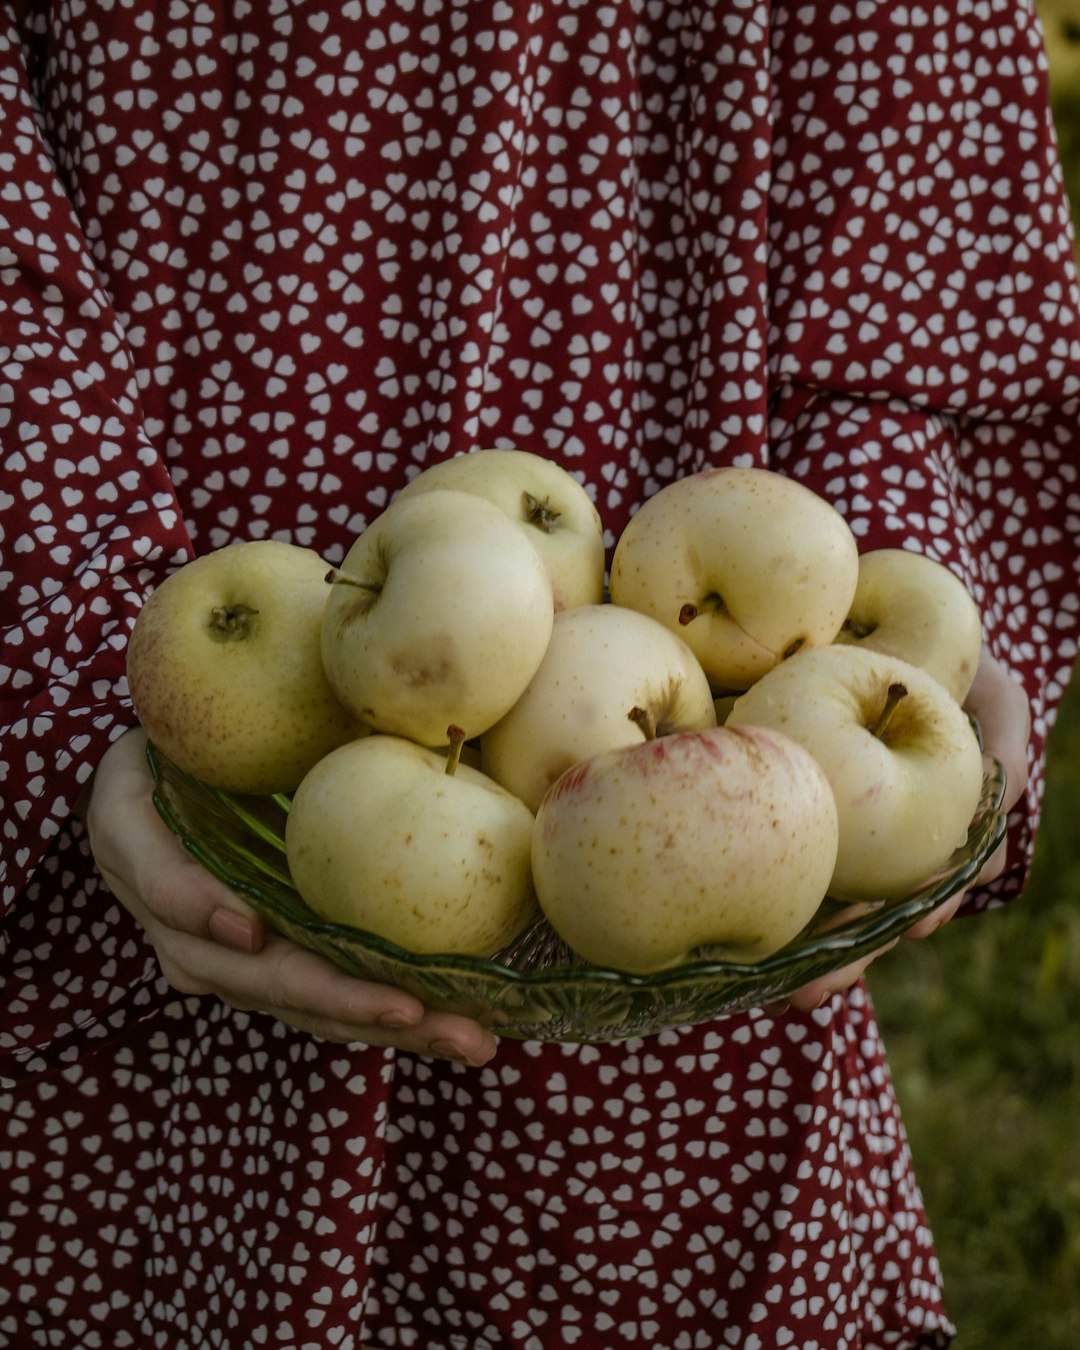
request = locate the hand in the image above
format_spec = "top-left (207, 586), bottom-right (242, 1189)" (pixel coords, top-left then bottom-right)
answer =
top-left (81, 727), bottom-right (498, 1066)
top-left (775, 648), bottom-right (1031, 1014)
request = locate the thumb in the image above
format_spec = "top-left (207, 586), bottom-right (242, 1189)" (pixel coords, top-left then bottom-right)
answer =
top-left (86, 728), bottom-right (265, 953)
top-left (137, 812), bottom-right (266, 953)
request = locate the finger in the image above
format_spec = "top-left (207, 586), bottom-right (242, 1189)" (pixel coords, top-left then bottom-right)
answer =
top-left (200, 931), bottom-right (425, 1026)
top-left (145, 924), bottom-right (498, 1060)
top-left (160, 964), bottom-right (496, 1061)
top-left (113, 877), bottom-right (259, 994)
top-left (114, 810), bottom-right (267, 951)
top-left (973, 837), bottom-right (1007, 887)
top-left (207, 904), bottom-right (266, 953)
top-left (778, 940), bottom-right (898, 1014)
top-left (131, 887), bottom-right (497, 1062)
top-left (904, 890), bottom-right (966, 941)
top-left (254, 945), bottom-right (498, 1063)
top-left (87, 729), bottom-right (266, 950)
top-left (964, 651), bottom-right (1031, 814)
top-left (245, 1002), bottom-right (500, 1065)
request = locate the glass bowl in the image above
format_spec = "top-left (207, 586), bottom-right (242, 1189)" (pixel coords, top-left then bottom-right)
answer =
top-left (147, 741), bottom-right (1007, 1043)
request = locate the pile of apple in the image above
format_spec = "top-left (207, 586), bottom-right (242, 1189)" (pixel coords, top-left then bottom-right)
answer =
top-left (127, 452), bottom-right (987, 975)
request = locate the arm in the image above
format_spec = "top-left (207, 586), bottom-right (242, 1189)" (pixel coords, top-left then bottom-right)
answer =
top-left (769, 2), bottom-right (1079, 896)
top-left (1, 8), bottom-right (193, 913)
top-left (762, 3), bottom-right (1080, 1006)
top-left (0, 15), bottom-right (494, 1063)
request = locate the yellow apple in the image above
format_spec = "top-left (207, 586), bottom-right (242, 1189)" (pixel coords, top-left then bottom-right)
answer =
top-left (285, 733), bottom-right (537, 957)
top-left (834, 547), bottom-right (983, 702)
top-left (609, 467), bottom-right (859, 690)
top-left (321, 489), bottom-right (555, 746)
top-left (531, 724), bottom-right (839, 973)
top-left (126, 540), bottom-right (367, 794)
top-left (480, 603), bottom-right (717, 812)
top-left (726, 645), bottom-right (985, 901)
top-left (394, 447), bottom-right (606, 610)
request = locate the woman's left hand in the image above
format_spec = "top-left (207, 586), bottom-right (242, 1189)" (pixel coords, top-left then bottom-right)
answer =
top-left (775, 648), bottom-right (1031, 1014)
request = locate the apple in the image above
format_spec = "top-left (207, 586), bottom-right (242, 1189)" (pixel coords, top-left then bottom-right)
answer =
top-left (480, 603), bottom-right (717, 812)
top-left (394, 447), bottom-right (606, 610)
top-left (608, 467), bottom-right (859, 690)
top-left (285, 730), bottom-right (537, 957)
top-left (321, 489), bottom-right (555, 746)
top-left (531, 724), bottom-right (840, 973)
top-left (725, 645), bottom-right (985, 902)
top-left (126, 540), bottom-right (367, 794)
top-left (834, 547), bottom-right (983, 702)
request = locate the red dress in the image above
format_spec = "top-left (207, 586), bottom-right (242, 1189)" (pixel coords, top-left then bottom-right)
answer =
top-left (2, 3), bottom-right (1079, 1346)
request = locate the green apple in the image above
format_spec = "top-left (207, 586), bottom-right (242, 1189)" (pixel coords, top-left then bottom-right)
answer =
top-left (531, 723), bottom-right (839, 973)
top-left (394, 447), bottom-right (606, 610)
top-left (321, 489), bottom-right (555, 746)
top-left (609, 467), bottom-right (859, 690)
top-left (834, 547), bottom-right (983, 702)
top-left (126, 540), bottom-right (367, 794)
top-left (480, 602), bottom-right (717, 812)
top-left (285, 732), bottom-right (537, 957)
top-left (726, 645), bottom-right (985, 902)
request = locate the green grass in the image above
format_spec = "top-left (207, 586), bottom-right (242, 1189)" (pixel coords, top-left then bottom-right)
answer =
top-left (1039, 0), bottom-right (1080, 246)
top-left (869, 660), bottom-right (1080, 1346)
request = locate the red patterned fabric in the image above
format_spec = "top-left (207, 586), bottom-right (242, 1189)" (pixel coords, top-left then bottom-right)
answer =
top-left (2, 2), bottom-right (1078, 1346)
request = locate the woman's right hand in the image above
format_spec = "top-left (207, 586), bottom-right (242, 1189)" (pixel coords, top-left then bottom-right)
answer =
top-left (81, 726), bottom-right (498, 1066)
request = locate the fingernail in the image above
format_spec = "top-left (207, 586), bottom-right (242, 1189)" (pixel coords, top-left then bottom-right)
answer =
top-left (208, 907), bottom-right (257, 954)
top-left (428, 1038), bottom-right (470, 1064)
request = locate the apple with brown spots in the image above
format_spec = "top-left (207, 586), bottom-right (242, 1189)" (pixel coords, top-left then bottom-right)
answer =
top-left (321, 488), bottom-right (555, 747)
top-left (726, 645), bottom-right (985, 901)
top-left (609, 466), bottom-right (859, 691)
top-left (285, 729), bottom-right (537, 958)
top-left (126, 540), bottom-right (366, 794)
top-left (531, 723), bottom-right (839, 973)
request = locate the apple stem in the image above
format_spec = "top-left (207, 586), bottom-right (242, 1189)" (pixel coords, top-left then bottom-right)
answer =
top-left (523, 491), bottom-right (562, 534)
top-left (628, 705), bottom-right (657, 741)
top-left (870, 682), bottom-right (909, 739)
top-left (444, 725), bottom-right (467, 775)
top-left (843, 617), bottom-right (876, 639)
top-left (324, 567), bottom-right (382, 598)
top-left (679, 592), bottom-right (725, 626)
top-left (209, 603), bottom-right (258, 639)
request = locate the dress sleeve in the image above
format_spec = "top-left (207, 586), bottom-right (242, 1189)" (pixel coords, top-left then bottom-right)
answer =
top-left (1, 10), bottom-right (192, 914)
top-left (765, 1), bottom-right (1080, 906)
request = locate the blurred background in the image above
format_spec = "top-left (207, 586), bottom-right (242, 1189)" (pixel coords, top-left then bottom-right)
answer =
top-left (867, 7), bottom-right (1080, 1344)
